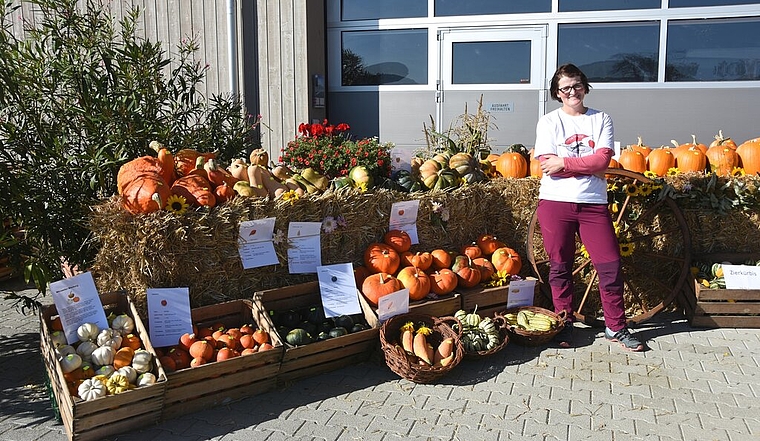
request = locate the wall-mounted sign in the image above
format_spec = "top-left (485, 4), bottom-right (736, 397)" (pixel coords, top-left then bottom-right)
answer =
top-left (487, 102), bottom-right (514, 113)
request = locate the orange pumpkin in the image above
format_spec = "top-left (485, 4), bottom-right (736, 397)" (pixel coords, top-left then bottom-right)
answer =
top-left (737, 137), bottom-right (760, 175)
top-left (451, 255), bottom-right (481, 288)
top-left (460, 242), bottom-right (482, 259)
top-left (428, 269), bottom-right (458, 295)
top-left (630, 136), bottom-right (652, 158)
top-left (113, 347), bottom-right (135, 370)
top-left (171, 174), bottom-right (217, 208)
top-left (213, 182), bottom-right (236, 203)
top-left (116, 156), bottom-right (166, 195)
top-left (472, 257), bottom-right (495, 282)
top-left (354, 265), bottom-right (371, 289)
top-left (430, 249), bottom-right (454, 270)
top-left (646, 147), bottom-right (675, 177)
top-left (706, 145), bottom-right (739, 176)
top-left (618, 148), bottom-right (647, 173)
top-left (401, 251), bottom-right (433, 271)
top-left (491, 247), bottom-right (522, 275)
top-left (363, 243), bottom-right (401, 274)
top-left (676, 147), bottom-right (708, 173)
top-left (175, 149), bottom-right (216, 177)
top-left (383, 229), bottom-right (412, 253)
top-left (528, 148), bottom-right (542, 178)
top-left (709, 129), bottom-right (738, 150)
top-left (189, 340), bottom-right (214, 361)
top-left (396, 266), bottom-right (431, 301)
top-left (121, 175), bottom-right (171, 214)
top-left (496, 152), bottom-right (528, 178)
top-left (476, 234), bottom-right (506, 256)
top-left (361, 272), bottom-right (403, 306)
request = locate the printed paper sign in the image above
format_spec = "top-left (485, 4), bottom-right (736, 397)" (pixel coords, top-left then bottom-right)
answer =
top-left (50, 272), bottom-right (108, 345)
top-left (146, 287), bottom-right (193, 348)
top-left (287, 222), bottom-right (322, 274)
top-left (377, 288), bottom-right (410, 322)
top-left (506, 278), bottom-right (537, 309)
top-left (388, 200), bottom-right (420, 244)
top-left (316, 263), bottom-right (362, 317)
top-left (723, 264), bottom-right (760, 289)
top-left (238, 217), bottom-right (279, 269)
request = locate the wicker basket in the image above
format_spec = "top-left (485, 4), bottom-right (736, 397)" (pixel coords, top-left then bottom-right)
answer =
top-left (501, 306), bottom-right (567, 347)
top-left (462, 314), bottom-right (510, 359)
top-left (379, 313), bottom-right (464, 384)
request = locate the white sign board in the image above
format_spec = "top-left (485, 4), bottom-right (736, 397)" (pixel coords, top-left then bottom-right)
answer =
top-left (723, 264), bottom-right (760, 289)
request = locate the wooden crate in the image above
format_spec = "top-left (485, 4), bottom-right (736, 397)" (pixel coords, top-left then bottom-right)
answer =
top-left (252, 281), bottom-right (380, 385)
top-left (39, 292), bottom-right (167, 441)
top-left (458, 277), bottom-right (540, 318)
top-left (158, 300), bottom-right (284, 421)
top-left (408, 292), bottom-right (462, 317)
top-left (681, 253), bottom-right (760, 328)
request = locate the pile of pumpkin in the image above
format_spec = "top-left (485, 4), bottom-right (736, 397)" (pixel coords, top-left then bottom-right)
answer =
top-left (357, 231), bottom-right (523, 308)
top-left (48, 314), bottom-right (158, 401)
top-left (611, 132), bottom-right (760, 177)
top-left (270, 308), bottom-right (371, 347)
top-left (117, 142), bottom-right (358, 215)
top-left (154, 323), bottom-right (275, 371)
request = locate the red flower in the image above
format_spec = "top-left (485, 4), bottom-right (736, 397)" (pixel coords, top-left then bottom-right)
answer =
top-left (336, 123), bottom-right (350, 132)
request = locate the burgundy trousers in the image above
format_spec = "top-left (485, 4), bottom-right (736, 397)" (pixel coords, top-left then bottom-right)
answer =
top-left (536, 199), bottom-right (628, 331)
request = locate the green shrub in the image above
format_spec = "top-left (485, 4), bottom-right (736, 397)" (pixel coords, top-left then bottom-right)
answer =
top-left (0, 0), bottom-right (260, 309)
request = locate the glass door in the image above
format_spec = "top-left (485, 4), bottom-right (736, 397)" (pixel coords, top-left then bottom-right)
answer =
top-left (437, 26), bottom-right (547, 152)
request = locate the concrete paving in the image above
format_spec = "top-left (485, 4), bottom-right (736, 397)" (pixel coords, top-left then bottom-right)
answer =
top-left (2, 275), bottom-right (759, 441)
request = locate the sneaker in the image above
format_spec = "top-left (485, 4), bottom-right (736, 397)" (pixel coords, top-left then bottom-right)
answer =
top-left (553, 321), bottom-right (574, 348)
top-left (604, 327), bottom-right (645, 352)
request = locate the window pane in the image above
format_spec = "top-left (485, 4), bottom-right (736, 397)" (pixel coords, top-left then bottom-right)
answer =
top-left (669, 0), bottom-right (759, 6)
top-left (558, 22), bottom-right (660, 82)
top-left (559, 0), bottom-right (660, 12)
top-left (452, 41), bottom-right (531, 84)
top-left (341, 30), bottom-right (428, 86)
top-left (341, 0), bottom-right (426, 20)
top-left (435, 0), bottom-right (550, 17)
top-left (666, 18), bottom-right (760, 81)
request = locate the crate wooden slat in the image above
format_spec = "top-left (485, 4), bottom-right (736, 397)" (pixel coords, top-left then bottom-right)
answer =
top-left (39, 292), bottom-right (167, 441)
top-left (252, 281), bottom-right (379, 385)
top-left (408, 292), bottom-right (461, 317)
top-left (682, 253), bottom-right (760, 328)
top-left (158, 299), bottom-right (283, 421)
top-left (458, 277), bottom-right (540, 318)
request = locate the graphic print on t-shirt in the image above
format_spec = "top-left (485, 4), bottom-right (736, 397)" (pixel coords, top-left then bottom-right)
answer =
top-left (564, 134), bottom-right (596, 157)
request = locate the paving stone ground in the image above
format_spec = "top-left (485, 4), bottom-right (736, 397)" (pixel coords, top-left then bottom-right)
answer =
top-left (2, 276), bottom-right (759, 441)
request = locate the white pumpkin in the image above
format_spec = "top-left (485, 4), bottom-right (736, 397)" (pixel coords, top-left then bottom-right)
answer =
top-left (50, 330), bottom-right (68, 348)
top-left (136, 372), bottom-right (157, 387)
top-left (77, 378), bottom-right (107, 401)
top-left (116, 366), bottom-right (138, 384)
top-left (131, 349), bottom-right (153, 374)
top-left (90, 345), bottom-right (114, 366)
top-left (56, 345), bottom-right (77, 357)
top-left (77, 323), bottom-right (99, 342)
top-left (95, 365), bottom-right (115, 378)
top-left (96, 328), bottom-right (115, 346)
top-left (111, 314), bottom-right (135, 336)
top-left (60, 353), bottom-right (82, 374)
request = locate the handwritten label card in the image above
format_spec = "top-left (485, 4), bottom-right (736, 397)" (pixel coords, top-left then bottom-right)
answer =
top-left (377, 288), bottom-right (409, 321)
top-left (146, 287), bottom-right (193, 348)
top-left (723, 264), bottom-right (760, 289)
top-left (389, 200), bottom-right (420, 244)
top-left (506, 278), bottom-right (537, 309)
top-left (287, 222), bottom-right (322, 274)
top-left (50, 272), bottom-right (108, 345)
top-left (316, 263), bottom-right (362, 318)
top-left (238, 217), bottom-right (279, 269)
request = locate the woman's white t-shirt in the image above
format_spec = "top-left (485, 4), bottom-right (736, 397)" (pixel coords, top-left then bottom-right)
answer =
top-left (533, 107), bottom-right (614, 204)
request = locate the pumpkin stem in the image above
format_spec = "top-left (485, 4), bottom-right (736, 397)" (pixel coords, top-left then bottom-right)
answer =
top-left (152, 192), bottom-right (164, 209)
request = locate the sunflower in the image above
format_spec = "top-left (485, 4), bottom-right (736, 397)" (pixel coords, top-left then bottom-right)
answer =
top-left (666, 167), bottom-right (679, 177)
top-left (619, 242), bottom-right (635, 257)
top-left (607, 182), bottom-right (619, 192)
top-left (281, 190), bottom-right (299, 204)
top-left (731, 167), bottom-right (746, 177)
top-left (165, 194), bottom-right (189, 215)
top-left (638, 183), bottom-right (654, 197)
top-left (579, 244), bottom-right (590, 259)
top-left (643, 170), bottom-right (657, 179)
top-left (356, 181), bottom-right (368, 193)
top-left (624, 183), bottom-right (640, 196)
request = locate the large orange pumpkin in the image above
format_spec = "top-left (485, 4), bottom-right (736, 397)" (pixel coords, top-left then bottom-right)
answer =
top-left (476, 234), bottom-right (506, 256)
top-left (491, 247), bottom-right (522, 275)
top-left (709, 129), bottom-right (737, 150)
top-left (117, 156), bottom-right (166, 195)
top-left (363, 243), bottom-right (400, 274)
top-left (121, 175), bottom-right (171, 214)
top-left (706, 145), bottom-right (739, 176)
top-left (618, 149), bottom-right (646, 173)
top-left (460, 242), bottom-right (482, 259)
top-left (630, 136), bottom-right (652, 159)
top-left (646, 147), bottom-right (675, 177)
top-left (496, 152), bottom-right (528, 178)
top-left (737, 137), bottom-right (760, 175)
top-left (396, 266), bottom-right (431, 301)
top-left (428, 269), bottom-right (458, 295)
top-left (676, 147), bottom-right (708, 173)
top-left (171, 174), bottom-right (217, 208)
top-left (361, 272), bottom-right (403, 307)
top-left (472, 257), bottom-right (495, 282)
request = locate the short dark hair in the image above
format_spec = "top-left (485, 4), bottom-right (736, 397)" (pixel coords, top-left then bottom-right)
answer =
top-left (549, 63), bottom-right (591, 102)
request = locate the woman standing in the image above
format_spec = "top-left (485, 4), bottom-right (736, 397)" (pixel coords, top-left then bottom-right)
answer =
top-left (533, 63), bottom-right (644, 351)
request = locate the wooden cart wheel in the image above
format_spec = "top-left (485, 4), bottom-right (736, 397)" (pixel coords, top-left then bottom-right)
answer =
top-left (526, 168), bottom-right (692, 326)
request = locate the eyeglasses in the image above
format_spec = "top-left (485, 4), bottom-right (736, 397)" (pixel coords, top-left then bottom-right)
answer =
top-left (558, 83), bottom-right (585, 94)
